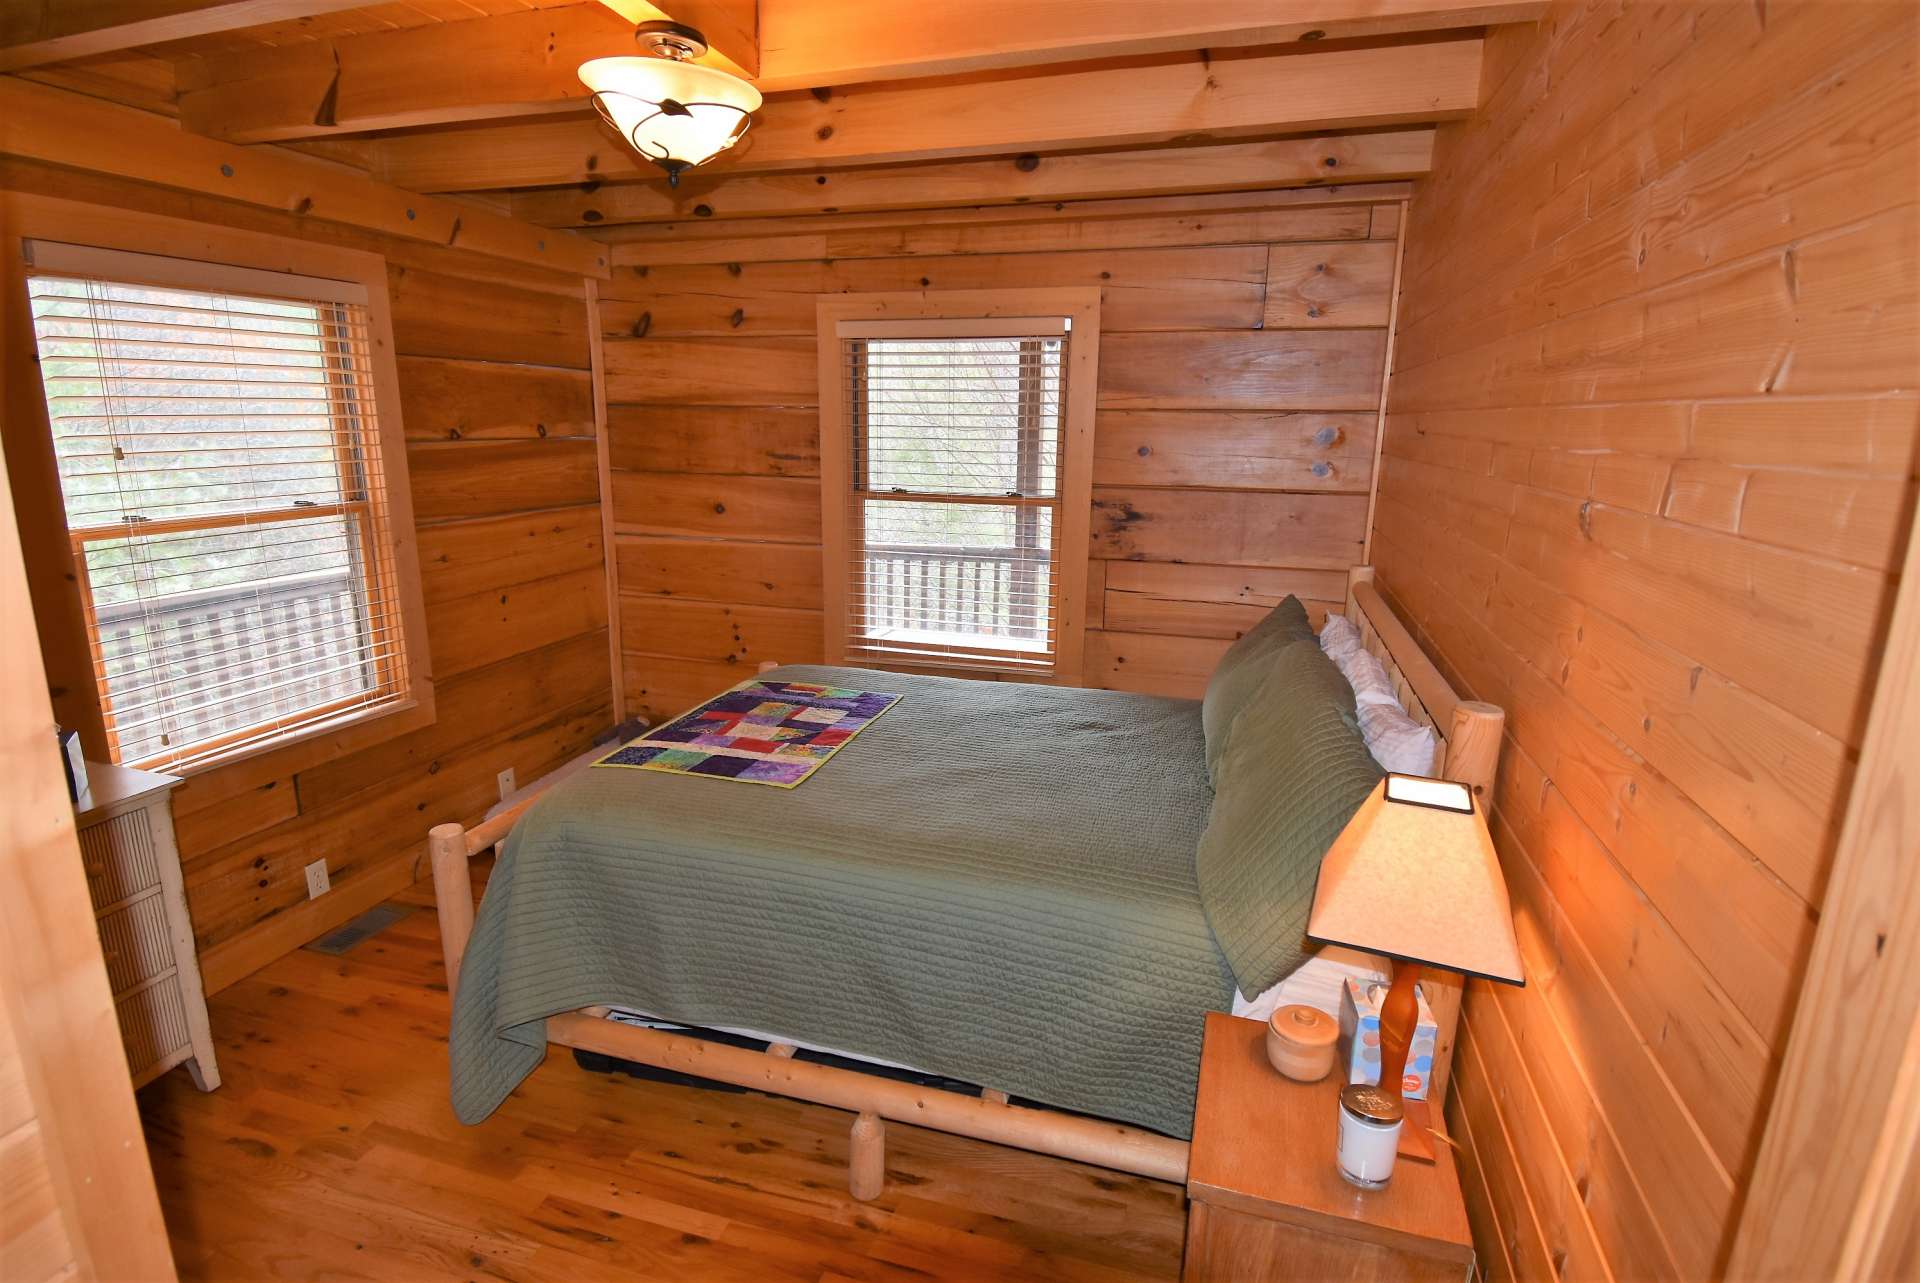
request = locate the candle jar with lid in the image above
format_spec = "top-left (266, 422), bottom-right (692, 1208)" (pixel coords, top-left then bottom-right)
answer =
top-left (1335, 1081), bottom-right (1403, 1188)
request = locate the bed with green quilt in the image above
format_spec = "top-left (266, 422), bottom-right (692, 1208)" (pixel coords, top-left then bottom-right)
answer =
top-left (437, 584), bottom-right (1496, 1186)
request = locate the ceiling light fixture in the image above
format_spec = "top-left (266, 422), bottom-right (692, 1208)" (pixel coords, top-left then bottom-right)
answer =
top-left (578, 21), bottom-right (762, 187)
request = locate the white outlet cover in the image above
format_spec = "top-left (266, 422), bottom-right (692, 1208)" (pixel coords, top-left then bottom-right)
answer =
top-left (497, 767), bottom-right (517, 800)
top-left (304, 858), bottom-right (330, 899)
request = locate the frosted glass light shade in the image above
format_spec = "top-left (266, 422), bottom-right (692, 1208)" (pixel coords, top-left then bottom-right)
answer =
top-left (578, 56), bottom-right (762, 178)
top-left (1307, 775), bottom-right (1525, 984)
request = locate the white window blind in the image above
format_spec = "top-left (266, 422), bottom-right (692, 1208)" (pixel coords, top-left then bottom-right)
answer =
top-left (837, 319), bottom-right (1069, 673)
top-left (24, 242), bottom-right (409, 771)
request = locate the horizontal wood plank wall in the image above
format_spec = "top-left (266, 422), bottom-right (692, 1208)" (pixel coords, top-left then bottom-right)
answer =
top-left (0, 162), bottom-right (615, 993)
top-left (1382, 5), bottom-right (1919, 1280)
top-left (601, 192), bottom-right (1403, 719)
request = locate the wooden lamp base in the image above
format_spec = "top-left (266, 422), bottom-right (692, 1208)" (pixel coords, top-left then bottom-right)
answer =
top-left (1379, 963), bottom-right (1437, 1163)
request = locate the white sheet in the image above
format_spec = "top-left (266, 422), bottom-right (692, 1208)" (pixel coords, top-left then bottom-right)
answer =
top-left (1231, 944), bottom-right (1388, 1024)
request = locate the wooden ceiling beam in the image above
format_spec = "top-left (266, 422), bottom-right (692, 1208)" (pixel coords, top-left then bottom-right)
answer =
top-left (0, 78), bottom-right (610, 278)
top-left (365, 35), bottom-right (1483, 193)
top-left (757, 0), bottom-right (1541, 86)
top-left (0, 0), bottom-right (366, 72)
top-left (174, 0), bottom-right (1516, 145)
top-left (177, 2), bottom-right (759, 144)
top-left (176, 5), bottom-right (636, 144)
top-left (588, 184), bottom-right (1414, 261)
top-left (510, 129), bottom-right (1434, 227)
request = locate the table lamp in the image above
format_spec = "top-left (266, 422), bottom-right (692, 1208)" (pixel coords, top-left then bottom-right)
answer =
top-left (1306, 774), bottom-right (1525, 1113)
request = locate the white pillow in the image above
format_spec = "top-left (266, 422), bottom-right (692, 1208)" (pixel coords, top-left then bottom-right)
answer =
top-left (1317, 615), bottom-right (1395, 706)
top-left (1319, 614), bottom-right (1440, 774)
top-left (1357, 702), bottom-right (1442, 775)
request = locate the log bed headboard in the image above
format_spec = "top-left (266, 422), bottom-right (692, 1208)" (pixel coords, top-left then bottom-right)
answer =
top-left (1342, 564), bottom-right (1506, 1105)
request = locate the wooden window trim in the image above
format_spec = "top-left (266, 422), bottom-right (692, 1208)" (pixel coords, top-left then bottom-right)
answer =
top-left (1, 193), bottom-right (436, 775)
top-left (816, 288), bottom-right (1100, 685)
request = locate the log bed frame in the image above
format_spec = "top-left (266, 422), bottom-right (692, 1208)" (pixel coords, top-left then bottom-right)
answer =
top-left (425, 565), bottom-right (1504, 1201)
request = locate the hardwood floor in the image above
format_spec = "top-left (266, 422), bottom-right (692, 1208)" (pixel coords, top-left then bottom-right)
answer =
top-left (137, 863), bottom-right (1188, 1282)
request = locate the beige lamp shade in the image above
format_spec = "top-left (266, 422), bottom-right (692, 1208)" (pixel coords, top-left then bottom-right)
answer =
top-left (578, 56), bottom-right (762, 181)
top-left (1306, 775), bottom-right (1525, 984)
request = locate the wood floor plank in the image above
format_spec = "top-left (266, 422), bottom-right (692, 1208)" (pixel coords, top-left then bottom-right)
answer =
top-left (137, 874), bottom-right (1186, 1283)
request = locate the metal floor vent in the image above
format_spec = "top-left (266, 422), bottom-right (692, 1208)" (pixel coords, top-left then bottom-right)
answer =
top-left (304, 903), bottom-right (411, 955)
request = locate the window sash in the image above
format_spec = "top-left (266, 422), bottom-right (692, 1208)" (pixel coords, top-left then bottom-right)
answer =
top-left (67, 502), bottom-right (403, 745)
top-left (27, 262), bottom-right (409, 771)
top-left (841, 329), bottom-right (1068, 672)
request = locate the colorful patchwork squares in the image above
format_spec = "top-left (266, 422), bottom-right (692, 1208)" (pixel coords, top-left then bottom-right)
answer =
top-left (594, 679), bottom-right (900, 789)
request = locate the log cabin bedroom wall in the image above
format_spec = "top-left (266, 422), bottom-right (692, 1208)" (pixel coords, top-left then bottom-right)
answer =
top-left (0, 133), bottom-right (619, 991)
top-left (0, 2), bottom-right (1916, 1282)
top-left (598, 188), bottom-right (1410, 719)
top-left (1374, 4), bottom-right (1919, 1282)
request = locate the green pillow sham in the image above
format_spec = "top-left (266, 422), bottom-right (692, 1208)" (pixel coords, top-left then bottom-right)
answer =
top-left (1195, 637), bottom-right (1385, 998)
top-left (1199, 594), bottom-right (1317, 779)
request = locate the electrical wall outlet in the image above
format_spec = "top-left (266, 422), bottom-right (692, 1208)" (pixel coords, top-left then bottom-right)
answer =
top-left (497, 767), bottom-right (517, 801)
top-left (303, 858), bottom-right (330, 900)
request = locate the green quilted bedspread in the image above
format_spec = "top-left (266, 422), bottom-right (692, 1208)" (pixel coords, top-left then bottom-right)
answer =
top-left (449, 664), bottom-right (1235, 1138)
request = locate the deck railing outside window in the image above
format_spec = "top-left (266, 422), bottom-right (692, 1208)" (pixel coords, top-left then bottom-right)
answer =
top-left (92, 568), bottom-right (375, 755)
top-left (860, 544), bottom-right (1053, 647)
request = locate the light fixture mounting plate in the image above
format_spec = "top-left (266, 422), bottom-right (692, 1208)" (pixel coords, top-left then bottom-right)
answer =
top-left (634, 19), bottom-right (708, 61)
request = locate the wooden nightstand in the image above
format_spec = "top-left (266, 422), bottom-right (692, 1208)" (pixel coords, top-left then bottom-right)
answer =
top-left (1184, 1012), bottom-right (1473, 1282)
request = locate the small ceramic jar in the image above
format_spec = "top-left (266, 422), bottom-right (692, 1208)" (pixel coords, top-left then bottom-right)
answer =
top-left (1265, 1004), bottom-right (1338, 1081)
top-left (1336, 1082), bottom-right (1403, 1189)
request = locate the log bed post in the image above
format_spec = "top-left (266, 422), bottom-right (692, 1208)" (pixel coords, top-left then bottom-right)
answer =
top-left (425, 792), bottom-right (539, 997)
top-left (429, 821), bottom-right (474, 1000)
top-left (848, 1112), bottom-right (886, 1201)
top-left (1442, 700), bottom-right (1504, 807)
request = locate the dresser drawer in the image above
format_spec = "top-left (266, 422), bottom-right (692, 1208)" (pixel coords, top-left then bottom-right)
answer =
top-left (75, 761), bottom-right (218, 1093)
top-left (115, 977), bottom-right (190, 1077)
top-left (97, 893), bottom-right (176, 994)
top-left (77, 808), bottom-right (164, 911)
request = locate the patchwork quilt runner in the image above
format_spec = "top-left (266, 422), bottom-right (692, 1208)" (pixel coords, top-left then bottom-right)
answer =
top-left (594, 679), bottom-right (900, 788)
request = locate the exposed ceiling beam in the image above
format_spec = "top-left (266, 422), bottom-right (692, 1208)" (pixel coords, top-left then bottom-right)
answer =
top-left (176, 2), bottom-right (759, 144)
top-left (364, 36), bottom-right (1482, 193)
top-left (174, 0), bottom-right (1520, 145)
top-left (16, 49), bottom-right (183, 118)
top-left (177, 4), bottom-right (636, 143)
top-left (590, 184), bottom-right (1414, 264)
top-left (0, 78), bottom-right (610, 278)
top-left (756, 0), bottom-right (1541, 86)
top-left (510, 129), bottom-right (1434, 227)
top-left (0, 1), bottom-right (366, 72)
top-left (591, 183), bottom-right (1413, 248)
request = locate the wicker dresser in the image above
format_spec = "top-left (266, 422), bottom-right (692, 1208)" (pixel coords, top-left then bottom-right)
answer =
top-left (74, 760), bottom-right (219, 1092)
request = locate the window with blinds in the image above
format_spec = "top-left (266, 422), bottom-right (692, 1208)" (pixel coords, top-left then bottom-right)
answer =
top-left (828, 311), bottom-right (1092, 676)
top-left (24, 241), bottom-right (411, 772)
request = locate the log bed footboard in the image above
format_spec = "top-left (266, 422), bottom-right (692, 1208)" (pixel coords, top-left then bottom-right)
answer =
top-left (424, 565), bottom-right (1503, 1201)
